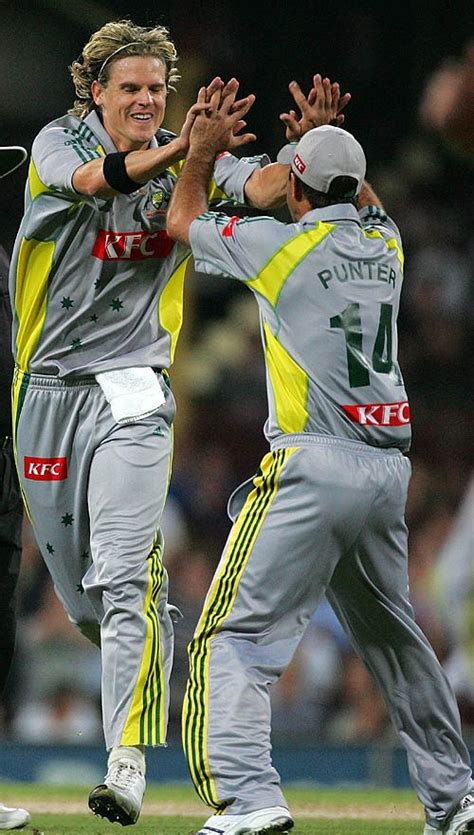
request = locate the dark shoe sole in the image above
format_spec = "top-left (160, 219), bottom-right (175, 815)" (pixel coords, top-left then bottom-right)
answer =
top-left (258, 821), bottom-right (294, 835)
top-left (88, 785), bottom-right (138, 826)
top-left (197, 820), bottom-right (294, 835)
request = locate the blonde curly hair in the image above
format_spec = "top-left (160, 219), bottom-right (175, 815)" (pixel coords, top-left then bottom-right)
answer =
top-left (69, 19), bottom-right (180, 118)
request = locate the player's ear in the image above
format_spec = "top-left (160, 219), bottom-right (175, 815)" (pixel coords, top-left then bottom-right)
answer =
top-left (91, 80), bottom-right (103, 107)
top-left (289, 170), bottom-right (302, 201)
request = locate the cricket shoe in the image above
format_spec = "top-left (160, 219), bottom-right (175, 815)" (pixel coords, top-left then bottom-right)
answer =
top-left (0, 803), bottom-right (31, 830)
top-left (196, 805), bottom-right (294, 834)
top-left (423, 794), bottom-right (474, 834)
top-left (88, 758), bottom-right (145, 826)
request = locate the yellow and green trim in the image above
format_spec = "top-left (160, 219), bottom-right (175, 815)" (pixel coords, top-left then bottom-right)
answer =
top-left (28, 159), bottom-right (52, 201)
top-left (263, 323), bottom-right (309, 433)
top-left (364, 229), bottom-right (404, 272)
top-left (182, 447), bottom-right (295, 810)
top-left (245, 221), bottom-right (335, 306)
top-left (14, 235), bottom-right (56, 371)
top-left (158, 255), bottom-right (191, 363)
top-left (11, 367), bottom-right (32, 519)
top-left (121, 535), bottom-right (166, 746)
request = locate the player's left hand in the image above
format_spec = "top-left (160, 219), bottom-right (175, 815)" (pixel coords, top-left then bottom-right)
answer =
top-left (177, 81), bottom-right (221, 154)
top-left (280, 73), bottom-right (351, 141)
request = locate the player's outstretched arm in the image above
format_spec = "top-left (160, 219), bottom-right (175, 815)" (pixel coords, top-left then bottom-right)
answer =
top-left (70, 80), bottom-right (229, 199)
top-left (71, 118), bottom-right (205, 199)
top-left (167, 80), bottom-right (255, 245)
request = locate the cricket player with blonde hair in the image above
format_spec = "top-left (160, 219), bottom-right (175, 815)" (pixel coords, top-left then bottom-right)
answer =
top-left (9, 18), bottom-right (348, 826)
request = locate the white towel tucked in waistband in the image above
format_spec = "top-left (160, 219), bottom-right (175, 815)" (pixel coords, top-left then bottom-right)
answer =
top-left (95, 367), bottom-right (165, 425)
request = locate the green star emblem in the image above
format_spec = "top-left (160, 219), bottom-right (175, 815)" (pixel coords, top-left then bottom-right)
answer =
top-left (71, 338), bottom-right (82, 350)
top-left (94, 278), bottom-right (103, 290)
top-left (76, 583), bottom-right (85, 595)
top-left (61, 296), bottom-right (74, 310)
top-left (89, 314), bottom-right (98, 323)
top-left (61, 512), bottom-right (74, 527)
top-left (80, 550), bottom-right (90, 561)
top-left (46, 542), bottom-right (55, 555)
top-left (152, 426), bottom-right (165, 436)
top-left (110, 297), bottom-right (124, 312)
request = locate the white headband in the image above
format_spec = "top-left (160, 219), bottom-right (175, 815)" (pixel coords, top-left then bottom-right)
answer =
top-left (97, 42), bottom-right (142, 81)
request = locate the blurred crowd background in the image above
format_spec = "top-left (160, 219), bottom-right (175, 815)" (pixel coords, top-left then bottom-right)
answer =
top-left (1, 0), bottom-right (474, 752)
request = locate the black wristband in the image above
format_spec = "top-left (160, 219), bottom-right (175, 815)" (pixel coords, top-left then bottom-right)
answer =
top-left (103, 151), bottom-right (142, 194)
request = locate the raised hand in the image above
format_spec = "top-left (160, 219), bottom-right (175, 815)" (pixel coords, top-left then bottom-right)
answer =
top-left (280, 73), bottom-right (351, 141)
top-left (189, 79), bottom-right (256, 155)
top-left (177, 83), bottom-right (218, 153)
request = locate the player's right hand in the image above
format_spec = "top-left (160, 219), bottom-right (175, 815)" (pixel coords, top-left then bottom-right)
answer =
top-left (280, 73), bottom-right (351, 141)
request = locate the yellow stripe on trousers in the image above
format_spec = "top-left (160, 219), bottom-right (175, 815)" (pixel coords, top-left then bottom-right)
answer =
top-left (11, 367), bottom-right (32, 520)
top-left (121, 535), bottom-right (166, 746)
top-left (182, 448), bottom-right (294, 810)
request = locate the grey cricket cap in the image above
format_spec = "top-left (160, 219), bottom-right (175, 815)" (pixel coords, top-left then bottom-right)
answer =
top-left (280, 125), bottom-right (366, 196)
top-left (0, 146), bottom-right (27, 178)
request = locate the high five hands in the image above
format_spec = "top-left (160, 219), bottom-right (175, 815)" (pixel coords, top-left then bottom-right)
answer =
top-left (180, 71), bottom-right (351, 160)
top-left (187, 78), bottom-right (257, 156)
top-left (280, 73), bottom-right (351, 140)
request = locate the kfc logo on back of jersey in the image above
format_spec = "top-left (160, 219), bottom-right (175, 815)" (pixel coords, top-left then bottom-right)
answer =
top-left (293, 154), bottom-right (306, 175)
top-left (92, 229), bottom-right (175, 261)
top-left (342, 401), bottom-right (411, 427)
top-left (24, 456), bottom-right (68, 481)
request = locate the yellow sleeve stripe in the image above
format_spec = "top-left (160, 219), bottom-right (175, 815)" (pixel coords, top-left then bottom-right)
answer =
top-left (28, 144), bottom-right (105, 202)
top-left (363, 229), bottom-right (404, 272)
top-left (386, 236), bottom-right (404, 271)
top-left (28, 160), bottom-right (51, 200)
top-left (245, 221), bottom-right (335, 306)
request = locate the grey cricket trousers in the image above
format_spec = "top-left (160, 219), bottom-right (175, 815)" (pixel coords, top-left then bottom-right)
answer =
top-left (183, 436), bottom-right (472, 828)
top-left (13, 368), bottom-right (176, 749)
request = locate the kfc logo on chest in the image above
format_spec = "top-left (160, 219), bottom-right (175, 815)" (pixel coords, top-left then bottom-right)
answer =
top-left (24, 456), bottom-right (68, 481)
top-left (92, 229), bottom-right (175, 261)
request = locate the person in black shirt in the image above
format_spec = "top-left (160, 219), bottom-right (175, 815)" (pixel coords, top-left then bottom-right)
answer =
top-left (0, 145), bottom-right (31, 830)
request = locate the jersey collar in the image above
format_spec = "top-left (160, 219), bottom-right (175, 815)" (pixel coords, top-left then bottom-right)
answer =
top-left (300, 203), bottom-right (362, 227)
top-left (83, 111), bottom-right (160, 154)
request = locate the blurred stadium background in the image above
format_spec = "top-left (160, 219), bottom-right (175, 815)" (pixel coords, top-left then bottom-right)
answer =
top-left (1, 0), bottom-right (473, 789)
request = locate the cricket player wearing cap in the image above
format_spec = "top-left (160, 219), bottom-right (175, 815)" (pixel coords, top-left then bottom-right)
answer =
top-left (0, 145), bottom-right (30, 830)
top-left (167, 90), bottom-right (474, 834)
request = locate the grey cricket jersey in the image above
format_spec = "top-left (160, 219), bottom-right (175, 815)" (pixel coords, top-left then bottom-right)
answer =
top-left (9, 111), bottom-right (268, 376)
top-left (190, 203), bottom-right (411, 451)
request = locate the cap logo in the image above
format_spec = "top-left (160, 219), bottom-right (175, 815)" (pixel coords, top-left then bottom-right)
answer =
top-left (293, 153), bottom-right (306, 174)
